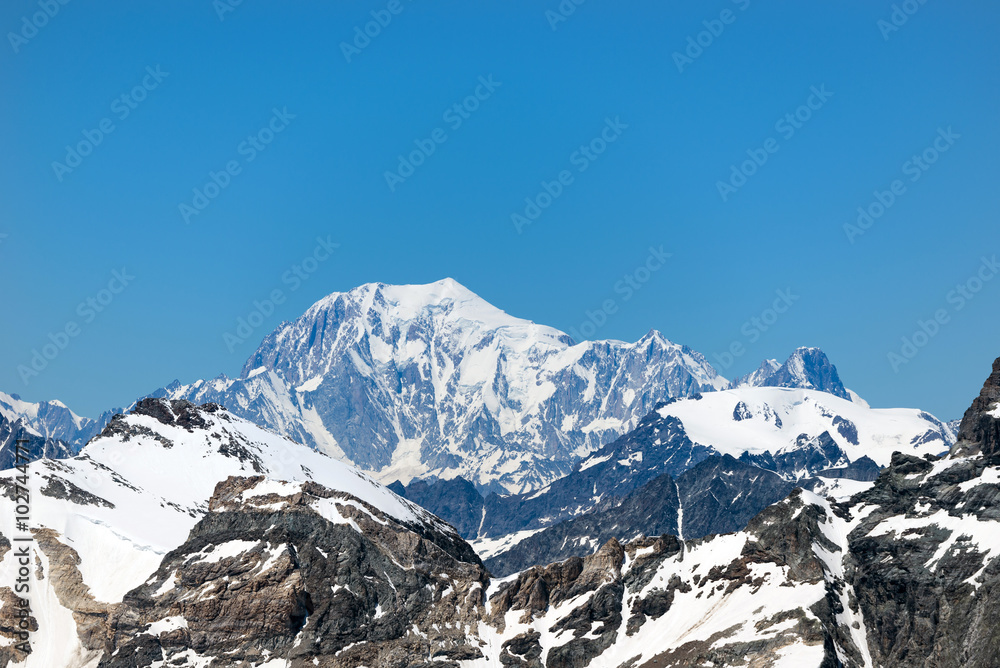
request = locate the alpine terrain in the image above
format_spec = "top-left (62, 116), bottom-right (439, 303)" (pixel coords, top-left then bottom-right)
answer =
top-left (393, 350), bottom-right (954, 572)
top-left (0, 356), bottom-right (997, 666)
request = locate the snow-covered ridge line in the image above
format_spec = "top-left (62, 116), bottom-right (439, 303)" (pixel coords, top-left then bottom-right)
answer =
top-left (656, 386), bottom-right (953, 467)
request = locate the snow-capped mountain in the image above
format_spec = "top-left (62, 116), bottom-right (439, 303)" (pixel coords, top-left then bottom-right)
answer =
top-left (0, 391), bottom-right (114, 450)
top-left (473, 384), bottom-right (954, 574)
top-left (731, 346), bottom-right (851, 400)
top-left (653, 386), bottom-right (953, 471)
top-left (0, 397), bottom-right (462, 668)
top-left (154, 279), bottom-right (727, 493)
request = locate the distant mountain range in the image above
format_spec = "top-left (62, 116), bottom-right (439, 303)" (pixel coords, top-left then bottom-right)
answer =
top-left (0, 391), bottom-right (119, 469)
top-left (0, 391), bottom-right (115, 447)
top-left (2, 281), bottom-right (954, 500)
top-left (144, 281), bottom-right (946, 496)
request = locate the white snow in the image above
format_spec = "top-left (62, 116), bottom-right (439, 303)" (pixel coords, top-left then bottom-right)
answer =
top-left (657, 387), bottom-right (950, 467)
top-left (191, 540), bottom-right (260, 564)
top-left (578, 454), bottom-right (611, 472)
top-left (295, 375), bottom-right (324, 392)
top-left (145, 616), bottom-right (188, 635)
top-left (470, 528), bottom-right (546, 561)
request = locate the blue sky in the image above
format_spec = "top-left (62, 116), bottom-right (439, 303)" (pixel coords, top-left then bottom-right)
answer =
top-left (1, 0), bottom-right (998, 419)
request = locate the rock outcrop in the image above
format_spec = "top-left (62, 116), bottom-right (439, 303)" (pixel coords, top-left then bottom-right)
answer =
top-left (954, 356), bottom-right (1000, 457)
top-left (100, 476), bottom-right (489, 668)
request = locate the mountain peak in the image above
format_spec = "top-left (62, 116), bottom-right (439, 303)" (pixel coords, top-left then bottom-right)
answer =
top-left (301, 278), bottom-right (545, 339)
top-left (953, 355), bottom-right (1000, 457)
top-left (733, 347), bottom-right (850, 400)
top-left (163, 280), bottom-right (729, 493)
top-left (732, 358), bottom-right (781, 387)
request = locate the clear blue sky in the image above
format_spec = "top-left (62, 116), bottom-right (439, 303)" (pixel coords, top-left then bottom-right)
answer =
top-left (1, 0), bottom-right (998, 420)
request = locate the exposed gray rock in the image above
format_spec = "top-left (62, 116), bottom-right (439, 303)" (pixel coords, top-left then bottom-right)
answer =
top-left (954, 356), bottom-right (1000, 457)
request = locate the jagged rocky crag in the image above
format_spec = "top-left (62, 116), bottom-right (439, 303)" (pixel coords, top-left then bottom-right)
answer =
top-left (835, 356), bottom-right (1000, 666)
top-left (731, 346), bottom-right (852, 399)
top-left (101, 476), bottom-right (488, 668)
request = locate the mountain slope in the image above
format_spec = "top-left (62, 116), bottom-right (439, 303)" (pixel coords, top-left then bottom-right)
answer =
top-left (154, 279), bottom-right (728, 493)
top-left (483, 454), bottom-right (797, 577)
top-left (0, 398), bottom-right (461, 668)
top-left (398, 385), bottom-right (954, 549)
top-left (464, 354), bottom-right (1000, 666)
top-left (99, 475), bottom-right (487, 667)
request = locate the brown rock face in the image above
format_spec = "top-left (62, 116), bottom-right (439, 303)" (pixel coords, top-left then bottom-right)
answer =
top-left (954, 356), bottom-right (1000, 457)
top-left (99, 476), bottom-right (489, 668)
top-left (32, 528), bottom-right (110, 654)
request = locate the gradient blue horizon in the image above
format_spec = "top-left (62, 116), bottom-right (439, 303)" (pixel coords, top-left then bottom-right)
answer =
top-left (1, 0), bottom-right (998, 420)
